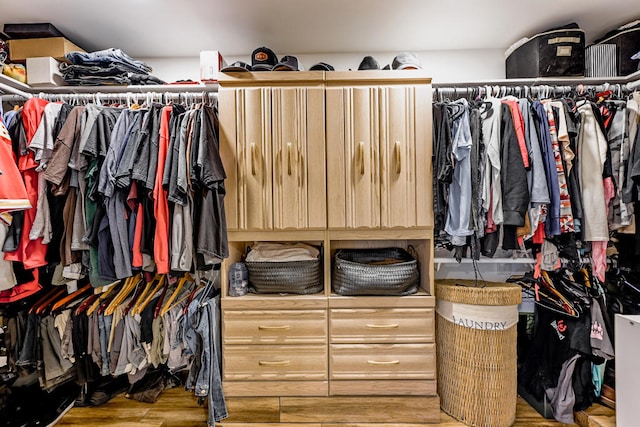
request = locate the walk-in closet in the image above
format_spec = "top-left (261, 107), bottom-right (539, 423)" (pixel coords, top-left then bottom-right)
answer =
top-left (1, 1), bottom-right (640, 427)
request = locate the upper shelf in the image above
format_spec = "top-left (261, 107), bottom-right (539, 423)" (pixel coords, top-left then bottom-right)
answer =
top-left (1, 70), bottom-right (640, 98)
top-left (0, 73), bottom-right (217, 97)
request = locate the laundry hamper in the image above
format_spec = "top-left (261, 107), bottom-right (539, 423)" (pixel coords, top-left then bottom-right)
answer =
top-left (436, 279), bottom-right (522, 427)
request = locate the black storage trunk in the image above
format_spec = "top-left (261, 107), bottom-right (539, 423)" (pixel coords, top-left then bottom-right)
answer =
top-left (506, 24), bottom-right (585, 78)
top-left (3, 23), bottom-right (66, 39)
top-left (595, 26), bottom-right (640, 76)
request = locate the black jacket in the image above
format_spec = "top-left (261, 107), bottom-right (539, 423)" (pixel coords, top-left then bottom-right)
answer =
top-left (500, 104), bottom-right (529, 227)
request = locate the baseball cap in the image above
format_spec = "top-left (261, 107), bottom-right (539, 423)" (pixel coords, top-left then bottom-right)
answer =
top-left (392, 52), bottom-right (422, 70)
top-left (273, 55), bottom-right (302, 71)
top-left (252, 46), bottom-right (278, 71)
top-left (358, 56), bottom-right (380, 70)
top-left (309, 62), bottom-right (335, 71)
top-left (220, 61), bottom-right (253, 72)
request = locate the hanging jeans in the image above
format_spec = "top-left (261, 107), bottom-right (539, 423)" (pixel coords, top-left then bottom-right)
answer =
top-left (184, 295), bottom-right (227, 425)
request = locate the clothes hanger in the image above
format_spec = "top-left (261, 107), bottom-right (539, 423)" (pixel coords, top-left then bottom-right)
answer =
top-left (509, 274), bottom-right (579, 318)
top-left (86, 280), bottom-right (122, 316)
top-left (50, 283), bottom-right (93, 313)
top-left (539, 270), bottom-right (579, 317)
top-left (104, 275), bottom-right (140, 316)
top-left (33, 287), bottom-right (68, 315)
top-left (132, 274), bottom-right (166, 315)
top-left (160, 272), bottom-right (194, 317)
top-left (128, 274), bottom-right (159, 315)
top-left (124, 280), bottom-right (148, 315)
top-left (74, 293), bottom-right (100, 316)
top-left (29, 286), bottom-right (65, 314)
top-left (153, 280), bottom-right (171, 319)
top-left (165, 280), bottom-right (200, 315)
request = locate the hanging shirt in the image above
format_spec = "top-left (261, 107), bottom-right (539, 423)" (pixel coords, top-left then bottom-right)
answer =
top-left (0, 118), bottom-right (30, 214)
top-left (153, 105), bottom-right (174, 274)
top-left (4, 98), bottom-right (49, 270)
top-left (519, 99), bottom-right (550, 237)
top-left (480, 98), bottom-right (503, 230)
top-left (545, 102), bottom-right (575, 234)
top-left (577, 101), bottom-right (608, 241)
top-left (444, 99), bottom-right (474, 246)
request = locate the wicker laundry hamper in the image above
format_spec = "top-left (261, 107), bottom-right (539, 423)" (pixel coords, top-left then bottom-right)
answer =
top-left (436, 279), bottom-right (522, 427)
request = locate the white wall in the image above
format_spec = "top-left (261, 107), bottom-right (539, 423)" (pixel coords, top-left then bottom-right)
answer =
top-left (140, 48), bottom-right (506, 84)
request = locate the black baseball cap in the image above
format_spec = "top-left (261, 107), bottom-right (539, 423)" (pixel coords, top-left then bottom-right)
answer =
top-left (221, 61), bottom-right (253, 72)
top-left (273, 55), bottom-right (302, 71)
top-left (309, 62), bottom-right (335, 71)
top-left (252, 46), bottom-right (278, 71)
top-left (358, 56), bottom-right (380, 70)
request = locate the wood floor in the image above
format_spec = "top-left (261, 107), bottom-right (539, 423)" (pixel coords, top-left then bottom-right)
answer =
top-left (55, 386), bottom-right (616, 427)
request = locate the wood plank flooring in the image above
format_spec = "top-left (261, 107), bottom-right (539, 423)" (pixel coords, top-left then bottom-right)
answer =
top-left (55, 386), bottom-right (616, 427)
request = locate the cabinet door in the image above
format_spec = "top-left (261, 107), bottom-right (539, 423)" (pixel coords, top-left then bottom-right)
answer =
top-left (220, 87), bottom-right (273, 230)
top-left (326, 86), bottom-right (380, 229)
top-left (379, 85), bottom-right (432, 228)
top-left (272, 87), bottom-right (326, 229)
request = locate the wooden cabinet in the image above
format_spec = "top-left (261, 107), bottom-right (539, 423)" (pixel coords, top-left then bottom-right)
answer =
top-left (219, 73), bottom-right (326, 231)
top-left (218, 71), bottom-right (438, 422)
top-left (328, 291), bottom-right (437, 396)
top-left (329, 307), bottom-right (434, 343)
top-left (325, 71), bottom-right (432, 229)
top-left (221, 294), bottom-right (328, 397)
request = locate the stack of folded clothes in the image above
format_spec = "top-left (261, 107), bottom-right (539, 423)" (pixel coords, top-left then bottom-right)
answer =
top-left (60, 48), bottom-right (165, 86)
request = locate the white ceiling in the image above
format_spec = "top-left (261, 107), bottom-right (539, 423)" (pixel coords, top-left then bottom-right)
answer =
top-left (1, 0), bottom-right (640, 58)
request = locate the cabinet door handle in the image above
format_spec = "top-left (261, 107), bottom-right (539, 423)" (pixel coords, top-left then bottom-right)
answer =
top-left (287, 142), bottom-right (292, 176)
top-left (250, 142), bottom-right (257, 176)
top-left (365, 323), bottom-right (399, 329)
top-left (258, 325), bottom-right (291, 330)
top-left (259, 360), bottom-right (292, 366)
top-left (367, 360), bottom-right (400, 366)
top-left (394, 141), bottom-right (401, 174)
top-left (359, 141), bottom-right (365, 175)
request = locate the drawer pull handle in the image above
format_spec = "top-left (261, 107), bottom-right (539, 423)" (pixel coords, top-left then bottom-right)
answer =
top-left (394, 141), bottom-right (401, 174)
top-left (365, 323), bottom-right (399, 329)
top-left (359, 141), bottom-right (365, 175)
top-left (250, 142), bottom-right (257, 176)
top-left (287, 142), bottom-right (292, 175)
top-left (259, 360), bottom-right (291, 366)
top-left (258, 325), bottom-right (291, 330)
top-left (367, 360), bottom-right (400, 366)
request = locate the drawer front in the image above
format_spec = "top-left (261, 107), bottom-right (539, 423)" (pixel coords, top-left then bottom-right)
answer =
top-left (330, 343), bottom-right (435, 380)
top-left (224, 344), bottom-right (328, 381)
top-left (224, 309), bottom-right (327, 344)
top-left (330, 308), bottom-right (434, 343)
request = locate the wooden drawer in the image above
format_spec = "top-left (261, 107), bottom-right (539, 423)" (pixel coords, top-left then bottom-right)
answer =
top-left (223, 309), bottom-right (327, 344)
top-left (330, 343), bottom-right (435, 380)
top-left (330, 308), bottom-right (433, 343)
top-left (224, 344), bottom-right (328, 381)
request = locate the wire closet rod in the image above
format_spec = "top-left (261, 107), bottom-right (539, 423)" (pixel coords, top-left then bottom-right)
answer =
top-left (1, 90), bottom-right (218, 105)
top-left (432, 78), bottom-right (640, 101)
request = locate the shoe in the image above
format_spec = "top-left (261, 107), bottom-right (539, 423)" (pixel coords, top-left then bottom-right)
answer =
top-left (27, 381), bottom-right (79, 426)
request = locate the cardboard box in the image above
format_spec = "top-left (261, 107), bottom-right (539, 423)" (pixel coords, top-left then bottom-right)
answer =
top-left (26, 57), bottom-right (65, 86)
top-left (199, 50), bottom-right (227, 82)
top-left (8, 37), bottom-right (84, 62)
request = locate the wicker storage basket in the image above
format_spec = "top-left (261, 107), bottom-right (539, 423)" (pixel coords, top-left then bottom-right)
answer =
top-left (246, 256), bottom-right (323, 295)
top-left (436, 279), bottom-right (522, 427)
top-left (332, 247), bottom-right (419, 296)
